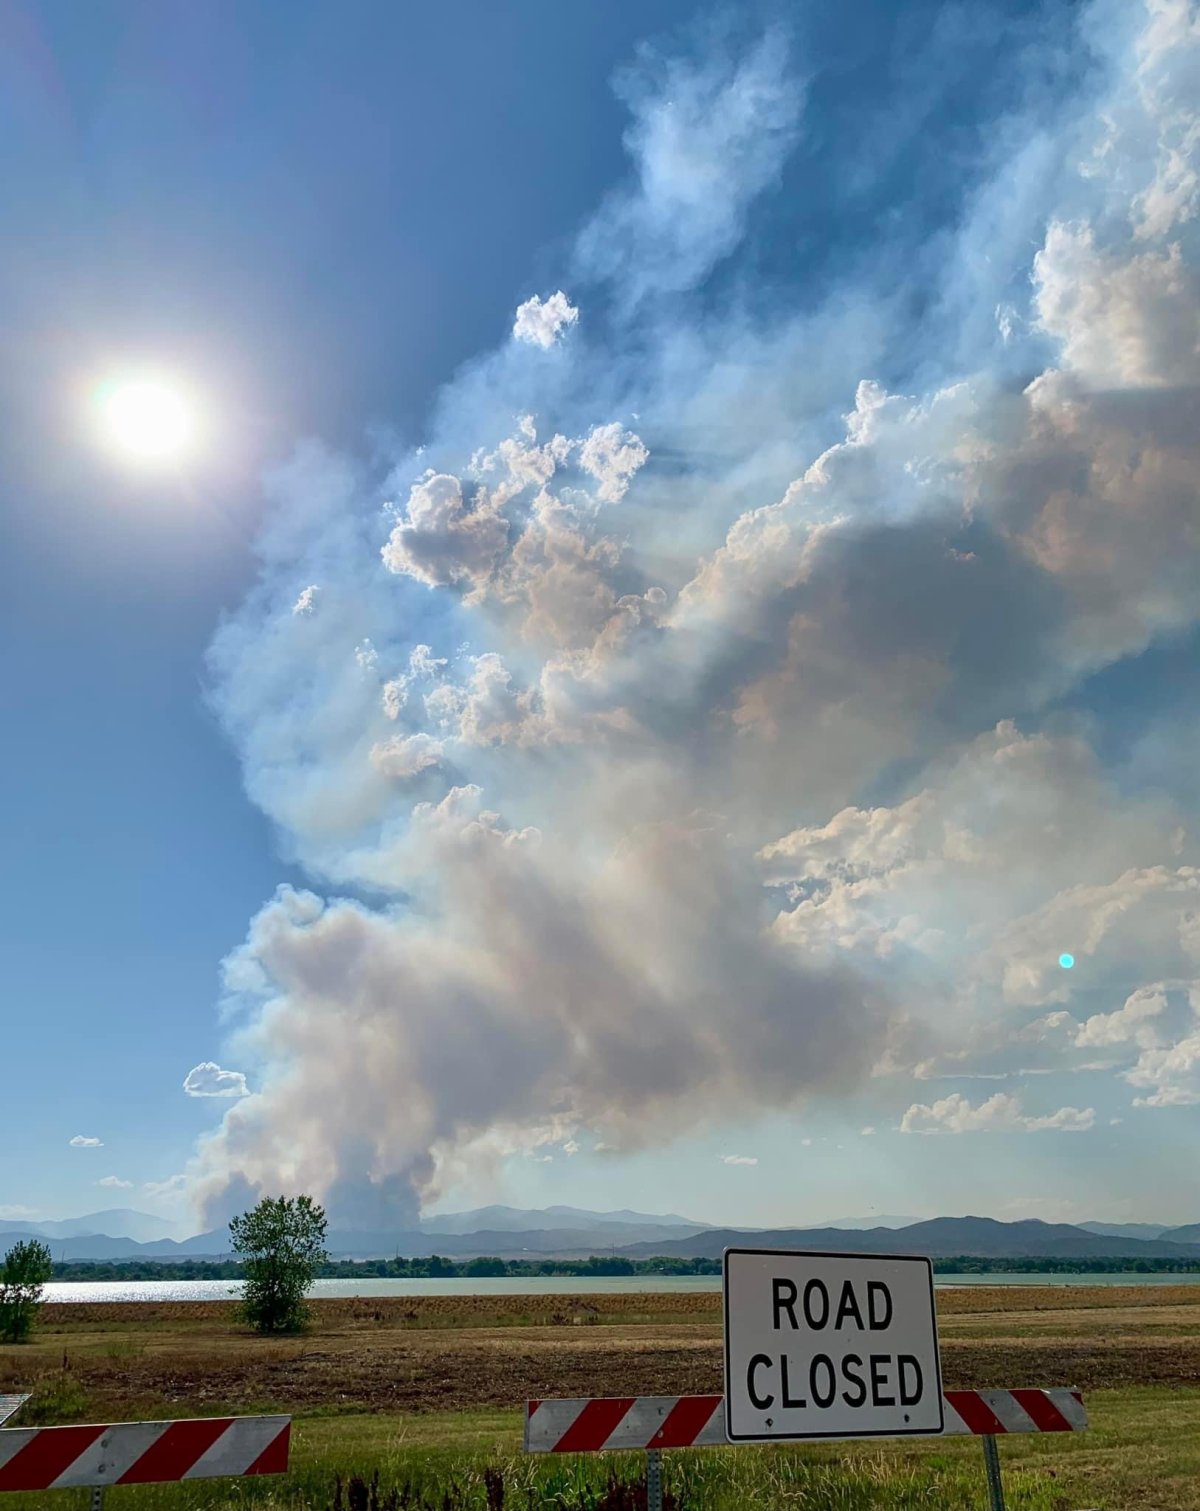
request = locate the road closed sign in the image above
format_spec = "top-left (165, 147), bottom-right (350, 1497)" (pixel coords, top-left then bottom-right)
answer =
top-left (723, 1248), bottom-right (943, 1442)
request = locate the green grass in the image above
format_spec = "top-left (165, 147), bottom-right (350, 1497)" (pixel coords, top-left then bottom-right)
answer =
top-left (5, 1388), bottom-right (1199, 1510)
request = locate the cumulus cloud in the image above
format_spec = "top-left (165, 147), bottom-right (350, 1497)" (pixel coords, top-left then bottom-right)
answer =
top-left (900, 1093), bottom-right (1096, 1134)
top-left (1078, 984), bottom-right (1200, 1105)
top-left (512, 291), bottom-right (580, 349)
top-left (190, 1), bottom-right (1200, 1227)
top-left (577, 423), bottom-right (650, 502)
top-left (381, 473), bottom-right (510, 592)
top-left (292, 585), bottom-right (319, 616)
top-left (719, 1154), bottom-right (758, 1166)
top-left (369, 732), bottom-right (445, 780)
top-left (98, 1176), bottom-right (134, 1189)
top-left (183, 1063), bottom-right (250, 1099)
top-left (69, 1135), bottom-right (102, 1148)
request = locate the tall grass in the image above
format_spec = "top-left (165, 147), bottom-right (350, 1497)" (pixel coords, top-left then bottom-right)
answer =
top-left (0, 1443), bottom-right (1069, 1511)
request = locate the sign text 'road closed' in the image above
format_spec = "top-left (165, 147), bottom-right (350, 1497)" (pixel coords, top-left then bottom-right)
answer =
top-left (723, 1248), bottom-right (944, 1442)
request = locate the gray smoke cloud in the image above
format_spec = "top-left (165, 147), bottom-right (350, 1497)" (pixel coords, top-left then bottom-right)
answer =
top-left (193, 0), bottom-right (1200, 1226)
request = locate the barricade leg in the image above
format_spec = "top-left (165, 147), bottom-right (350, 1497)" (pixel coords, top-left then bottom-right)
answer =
top-left (646, 1446), bottom-right (663, 1511)
top-left (90, 1489), bottom-right (105, 1511)
top-left (981, 1434), bottom-right (1006, 1511)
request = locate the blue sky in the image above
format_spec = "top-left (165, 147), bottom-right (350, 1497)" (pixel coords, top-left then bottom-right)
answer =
top-left (3, 0), bottom-right (1198, 1235)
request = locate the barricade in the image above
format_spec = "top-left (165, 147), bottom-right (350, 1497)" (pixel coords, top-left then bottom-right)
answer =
top-left (525, 1390), bottom-right (1086, 1511)
top-left (0, 1413), bottom-right (290, 1508)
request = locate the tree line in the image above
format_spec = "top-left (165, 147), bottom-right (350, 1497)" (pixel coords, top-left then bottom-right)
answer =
top-left (39, 1252), bottom-right (1200, 1284)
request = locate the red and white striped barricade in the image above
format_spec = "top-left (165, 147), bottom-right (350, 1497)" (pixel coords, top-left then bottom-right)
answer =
top-left (525, 1391), bottom-right (1086, 1511)
top-left (524, 1389), bottom-right (1085, 1451)
top-left (0, 1414), bottom-right (290, 1504)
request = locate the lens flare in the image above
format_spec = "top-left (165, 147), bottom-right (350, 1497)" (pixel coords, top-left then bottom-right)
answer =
top-left (1059, 953), bottom-right (1075, 969)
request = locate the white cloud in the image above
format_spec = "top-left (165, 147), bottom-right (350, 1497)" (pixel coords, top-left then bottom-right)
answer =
top-left (577, 423), bottom-right (649, 503)
top-left (143, 1174), bottom-right (188, 1200)
top-left (182, 1063), bottom-right (249, 1099)
top-left (369, 732), bottom-right (445, 780)
top-left (292, 584), bottom-right (319, 616)
top-left (0, 1205), bottom-right (40, 1221)
top-left (1033, 224), bottom-right (1199, 389)
top-left (512, 290), bottom-right (580, 349)
top-left (562, 1139), bottom-right (581, 1156)
top-left (69, 1135), bottom-right (102, 1148)
top-left (860, 1126), bottom-right (876, 1136)
top-left (98, 1176), bottom-right (134, 1190)
top-left (900, 1093), bottom-right (1095, 1135)
top-left (381, 473), bottom-right (510, 592)
top-left (719, 1154), bottom-right (758, 1166)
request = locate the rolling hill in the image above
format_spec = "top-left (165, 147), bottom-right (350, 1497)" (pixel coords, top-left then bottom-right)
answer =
top-left (617, 1216), bottom-right (1200, 1261)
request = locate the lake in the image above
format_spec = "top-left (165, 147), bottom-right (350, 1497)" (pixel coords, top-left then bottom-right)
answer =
top-left (41, 1272), bottom-right (1200, 1303)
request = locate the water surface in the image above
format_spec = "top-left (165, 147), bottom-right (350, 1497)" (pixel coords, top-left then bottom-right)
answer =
top-left (42, 1272), bottom-right (1200, 1303)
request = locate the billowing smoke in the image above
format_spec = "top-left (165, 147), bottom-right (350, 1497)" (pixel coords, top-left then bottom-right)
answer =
top-left (194, 0), bottom-right (1200, 1227)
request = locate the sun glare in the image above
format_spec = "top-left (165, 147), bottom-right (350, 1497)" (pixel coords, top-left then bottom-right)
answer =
top-left (93, 372), bottom-right (203, 466)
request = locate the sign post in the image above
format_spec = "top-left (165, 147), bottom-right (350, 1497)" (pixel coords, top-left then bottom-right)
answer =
top-left (723, 1247), bottom-right (943, 1443)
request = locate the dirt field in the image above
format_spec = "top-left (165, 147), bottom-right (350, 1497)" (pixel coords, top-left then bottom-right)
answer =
top-left (4, 1285), bottom-right (1199, 1421)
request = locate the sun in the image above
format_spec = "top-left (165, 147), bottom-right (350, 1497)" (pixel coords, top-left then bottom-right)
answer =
top-left (92, 371), bottom-right (204, 466)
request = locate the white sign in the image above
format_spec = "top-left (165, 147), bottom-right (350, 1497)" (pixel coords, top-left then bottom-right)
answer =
top-left (723, 1247), bottom-right (943, 1442)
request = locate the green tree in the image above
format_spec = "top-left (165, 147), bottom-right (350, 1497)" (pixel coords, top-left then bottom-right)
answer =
top-left (229, 1195), bottom-right (327, 1334)
top-left (0, 1239), bottom-right (53, 1343)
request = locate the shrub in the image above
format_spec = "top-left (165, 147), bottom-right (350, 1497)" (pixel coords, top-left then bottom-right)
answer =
top-left (0, 1239), bottom-right (52, 1343)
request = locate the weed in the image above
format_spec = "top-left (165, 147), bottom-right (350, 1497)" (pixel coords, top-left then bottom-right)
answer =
top-left (20, 1370), bottom-right (91, 1424)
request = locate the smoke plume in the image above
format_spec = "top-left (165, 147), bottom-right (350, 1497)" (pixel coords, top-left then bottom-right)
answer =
top-left (195, 0), bottom-right (1200, 1226)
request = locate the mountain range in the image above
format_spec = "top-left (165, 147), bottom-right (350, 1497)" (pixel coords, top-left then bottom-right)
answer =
top-left (618, 1216), bottom-right (1200, 1261)
top-left (2, 1205), bottom-right (1198, 1262)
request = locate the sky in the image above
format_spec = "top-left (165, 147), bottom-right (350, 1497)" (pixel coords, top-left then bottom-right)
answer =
top-left (2, 0), bottom-right (1198, 1236)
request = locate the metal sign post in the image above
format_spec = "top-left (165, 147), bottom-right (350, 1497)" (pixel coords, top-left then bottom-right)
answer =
top-left (645, 1444), bottom-right (663, 1511)
top-left (981, 1432), bottom-right (1006, 1511)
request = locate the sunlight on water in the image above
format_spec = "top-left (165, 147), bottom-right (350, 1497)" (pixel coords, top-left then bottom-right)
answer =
top-left (40, 1272), bottom-right (1200, 1303)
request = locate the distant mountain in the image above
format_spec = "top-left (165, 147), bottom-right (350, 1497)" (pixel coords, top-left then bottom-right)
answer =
top-left (1161, 1223), bottom-right (1200, 1244)
top-left (0, 1210), bottom-right (178, 1244)
top-left (325, 1224), bottom-right (706, 1258)
top-left (9, 1207), bottom-right (1200, 1265)
top-left (617, 1216), bottom-right (1200, 1261)
top-left (815, 1215), bottom-right (920, 1230)
top-left (0, 1227), bottom-right (231, 1261)
top-left (1079, 1221), bottom-right (1171, 1241)
top-left (1, 1220), bottom-right (697, 1263)
top-left (421, 1205), bottom-right (704, 1235)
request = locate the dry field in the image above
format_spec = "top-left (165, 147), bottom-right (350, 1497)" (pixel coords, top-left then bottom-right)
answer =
top-left (3, 1285), bottom-right (1199, 1420)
